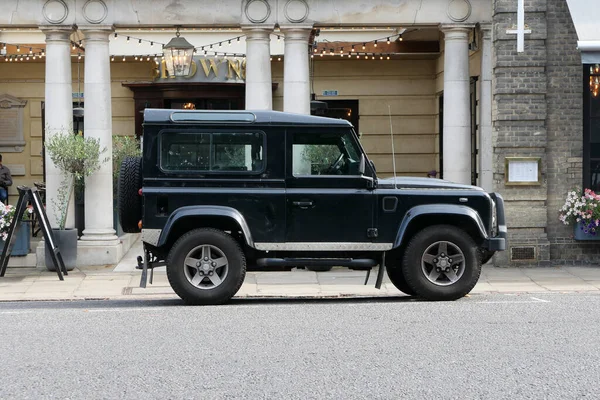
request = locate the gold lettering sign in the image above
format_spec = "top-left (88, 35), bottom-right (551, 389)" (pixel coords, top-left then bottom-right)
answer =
top-left (152, 57), bottom-right (246, 83)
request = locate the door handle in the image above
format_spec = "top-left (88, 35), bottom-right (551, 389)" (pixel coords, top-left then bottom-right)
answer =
top-left (293, 200), bottom-right (314, 209)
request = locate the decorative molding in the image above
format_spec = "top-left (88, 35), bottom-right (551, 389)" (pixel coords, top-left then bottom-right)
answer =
top-left (447, 0), bottom-right (472, 22)
top-left (82, 0), bottom-right (108, 24)
top-left (245, 0), bottom-right (271, 23)
top-left (42, 0), bottom-right (69, 24)
top-left (284, 0), bottom-right (309, 23)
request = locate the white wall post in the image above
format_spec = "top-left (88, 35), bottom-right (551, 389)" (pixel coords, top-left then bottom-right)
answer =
top-left (79, 26), bottom-right (118, 244)
top-left (242, 26), bottom-right (274, 110)
top-left (40, 25), bottom-right (75, 229)
top-left (441, 24), bottom-right (474, 184)
top-left (479, 24), bottom-right (494, 192)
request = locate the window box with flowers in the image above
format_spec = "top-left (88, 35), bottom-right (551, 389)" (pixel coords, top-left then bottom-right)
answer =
top-left (0, 202), bottom-right (33, 256)
top-left (559, 188), bottom-right (600, 240)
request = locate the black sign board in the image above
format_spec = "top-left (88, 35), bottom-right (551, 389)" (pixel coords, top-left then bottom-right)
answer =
top-left (0, 186), bottom-right (68, 280)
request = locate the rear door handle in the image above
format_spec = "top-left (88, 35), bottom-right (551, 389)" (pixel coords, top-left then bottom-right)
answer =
top-left (293, 200), bottom-right (314, 209)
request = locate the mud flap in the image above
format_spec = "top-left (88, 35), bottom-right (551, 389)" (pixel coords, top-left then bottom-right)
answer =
top-left (375, 252), bottom-right (386, 289)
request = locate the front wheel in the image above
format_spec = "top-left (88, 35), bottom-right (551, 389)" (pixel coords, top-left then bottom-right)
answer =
top-left (167, 228), bottom-right (246, 305)
top-left (401, 225), bottom-right (481, 301)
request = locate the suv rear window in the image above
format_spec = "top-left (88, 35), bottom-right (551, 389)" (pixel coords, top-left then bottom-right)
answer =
top-left (160, 131), bottom-right (265, 173)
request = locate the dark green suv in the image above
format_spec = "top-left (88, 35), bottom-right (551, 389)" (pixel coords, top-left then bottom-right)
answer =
top-left (119, 109), bottom-right (506, 305)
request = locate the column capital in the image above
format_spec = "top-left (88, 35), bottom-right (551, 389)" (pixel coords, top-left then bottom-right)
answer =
top-left (440, 23), bottom-right (475, 35)
top-left (80, 25), bottom-right (114, 43)
top-left (39, 25), bottom-right (74, 39)
top-left (280, 25), bottom-right (313, 42)
top-left (479, 23), bottom-right (492, 39)
top-left (78, 25), bottom-right (114, 33)
top-left (241, 24), bottom-right (275, 40)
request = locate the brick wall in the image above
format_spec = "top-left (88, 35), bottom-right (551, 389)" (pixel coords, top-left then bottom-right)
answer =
top-left (492, 0), bottom-right (591, 265)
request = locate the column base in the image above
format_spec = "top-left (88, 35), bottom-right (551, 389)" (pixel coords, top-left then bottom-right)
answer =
top-left (80, 228), bottom-right (119, 243)
top-left (36, 233), bottom-right (140, 267)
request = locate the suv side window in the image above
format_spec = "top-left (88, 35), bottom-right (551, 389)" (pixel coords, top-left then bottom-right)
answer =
top-left (292, 130), bottom-right (361, 176)
top-left (160, 131), bottom-right (265, 173)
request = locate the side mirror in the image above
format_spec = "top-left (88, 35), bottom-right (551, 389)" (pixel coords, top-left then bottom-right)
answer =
top-left (369, 160), bottom-right (376, 173)
top-left (359, 154), bottom-right (366, 175)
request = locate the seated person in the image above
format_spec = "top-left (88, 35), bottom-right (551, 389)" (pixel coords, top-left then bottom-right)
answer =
top-left (0, 154), bottom-right (12, 203)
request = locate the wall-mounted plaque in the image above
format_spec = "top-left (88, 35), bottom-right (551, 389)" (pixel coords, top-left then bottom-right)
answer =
top-left (0, 93), bottom-right (27, 153)
top-left (505, 157), bottom-right (541, 185)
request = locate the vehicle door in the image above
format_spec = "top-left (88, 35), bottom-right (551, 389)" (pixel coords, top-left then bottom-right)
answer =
top-left (285, 127), bottom-right (375, 246)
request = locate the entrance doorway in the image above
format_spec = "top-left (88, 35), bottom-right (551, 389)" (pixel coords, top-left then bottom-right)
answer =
top-left (312, 99), bottom-right (359, 133)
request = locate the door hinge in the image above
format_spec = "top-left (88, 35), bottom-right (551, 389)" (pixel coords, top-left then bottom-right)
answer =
top-left (367, 228), bottom-right (378, 238)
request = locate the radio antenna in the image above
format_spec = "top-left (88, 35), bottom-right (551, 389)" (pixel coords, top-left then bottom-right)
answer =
top-left (388, 105), bottom-right (398, 189)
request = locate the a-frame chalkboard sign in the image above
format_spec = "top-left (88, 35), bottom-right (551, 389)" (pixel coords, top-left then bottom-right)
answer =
top-left (0, 186), bottom-right (68, 280)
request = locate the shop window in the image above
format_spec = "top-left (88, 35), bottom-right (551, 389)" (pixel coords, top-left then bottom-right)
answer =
top-left (584, 64), bottom-right (600, 191)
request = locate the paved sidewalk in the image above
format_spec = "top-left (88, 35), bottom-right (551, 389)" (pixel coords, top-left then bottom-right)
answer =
top-left (1, 263), bottom-right (600, 302)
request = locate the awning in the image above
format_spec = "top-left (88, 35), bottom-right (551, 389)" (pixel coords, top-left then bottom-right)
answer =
top-left (566, 0), bottom-right (600, 63)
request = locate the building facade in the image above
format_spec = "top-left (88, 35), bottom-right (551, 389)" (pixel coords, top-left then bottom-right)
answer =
top-left (0, 0), bottom-right (595, 266)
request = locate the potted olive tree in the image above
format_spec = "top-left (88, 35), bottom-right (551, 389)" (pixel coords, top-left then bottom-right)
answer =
top-left (112, 135), bottom-right (141, 236)
top-left (44, 130), bottom-right (108, 270)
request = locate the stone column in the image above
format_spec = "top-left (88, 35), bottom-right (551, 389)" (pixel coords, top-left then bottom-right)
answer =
top-left (40, 26), bottom-right (75, 229)
top-left (242, 26), bottom-right (274, 110)
top-left (281, 25), bottom-right (312, 115)
top-left (79, 26), bottom-right (118, 244)
top-left (441, 24), bottom-right (473, 184)
top-left (479, 24), bottom-right (493, 192)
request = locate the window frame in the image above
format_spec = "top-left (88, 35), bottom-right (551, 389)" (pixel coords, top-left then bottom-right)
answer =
top-left (290, 128), bottom-right (363, 178)
top-left (158, 128), bottom-right (267, 175)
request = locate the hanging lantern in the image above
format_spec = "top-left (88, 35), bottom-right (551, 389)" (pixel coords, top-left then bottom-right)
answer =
top-left (163, 26), bottom-right (195, 77)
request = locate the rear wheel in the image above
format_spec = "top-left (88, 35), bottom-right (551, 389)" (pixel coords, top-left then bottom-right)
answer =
top-left (167, 228), bottom-right (246, 305)
top-left (401, 225), bottom-right (480, 301)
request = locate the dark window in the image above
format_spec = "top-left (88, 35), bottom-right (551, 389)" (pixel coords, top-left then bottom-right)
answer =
top-left (160, 131), bottom-right (265, 173)
top-left (584, 64), bottom-right (600, 191)
top-left (292, 131), bottom-right (361, 176)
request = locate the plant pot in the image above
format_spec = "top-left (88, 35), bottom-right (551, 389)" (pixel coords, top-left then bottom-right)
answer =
top-left (574, 221), bottom-right (600, 241)
top-left (0, 221), bottom-right (31, 256)
top-left (45, 228), bottom-right (78, 271)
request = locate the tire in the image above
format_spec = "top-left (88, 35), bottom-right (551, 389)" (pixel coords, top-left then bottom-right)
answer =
top-left (401, 225), bottom-right (481, 301)
top-left (118, 156), bottom-right (142, 233)
top-left (386, 266), bottom-right (417, 296)
top-left (306, 266), bottom-right (333, 272)
top-left (167, 228), bottom-right (246, 305)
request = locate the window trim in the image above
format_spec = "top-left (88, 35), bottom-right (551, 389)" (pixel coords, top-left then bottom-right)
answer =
top-left (158, 128), bottom-right (267, 175)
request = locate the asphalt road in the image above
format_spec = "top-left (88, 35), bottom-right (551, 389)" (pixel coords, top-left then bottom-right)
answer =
top-left (0, 293), bottom-right (599, 399)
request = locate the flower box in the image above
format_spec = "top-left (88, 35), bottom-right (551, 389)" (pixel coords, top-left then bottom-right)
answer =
top-left (0, 221), bottom-right (31, 256)
top-left (560, 188), bottom-right (600, 240)
top-left (574, 220), bottom-right (600, 241)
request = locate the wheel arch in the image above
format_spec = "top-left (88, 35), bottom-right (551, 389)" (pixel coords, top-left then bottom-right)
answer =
top-left (394, 205), bottom-right (488, 249)
top-left (157, 206), bottom-right (255, 249)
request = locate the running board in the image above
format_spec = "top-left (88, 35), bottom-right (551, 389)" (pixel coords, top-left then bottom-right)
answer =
top-left (256, 258), bottom-right (378, 268)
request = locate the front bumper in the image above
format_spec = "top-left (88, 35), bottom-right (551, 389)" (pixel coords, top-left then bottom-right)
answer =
top-left (485, 192), bottom-right (507, 251)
